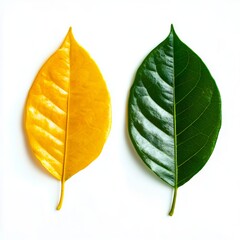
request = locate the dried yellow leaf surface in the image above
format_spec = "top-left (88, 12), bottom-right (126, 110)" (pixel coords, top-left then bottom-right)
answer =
top-left (25, 28), bottom-right (111, 209)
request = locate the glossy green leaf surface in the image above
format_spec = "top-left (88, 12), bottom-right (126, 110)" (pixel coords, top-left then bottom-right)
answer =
top-left (128, 25), bottom-right (221, 215)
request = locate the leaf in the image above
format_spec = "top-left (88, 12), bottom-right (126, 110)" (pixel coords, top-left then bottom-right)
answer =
top-left (25, 27), bottom-right (111, 210)
top-left (128, 25), bottom-right (221, 216)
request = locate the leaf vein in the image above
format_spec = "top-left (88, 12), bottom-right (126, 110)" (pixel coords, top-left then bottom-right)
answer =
top-left (136, 101), bottom-right (173, 137)
top-left (133, 123), bottom-right (173, 165)
top-left (141, 80), bottom-right (173, 115)
top-left (178, 127), bottom-right (217, 168)
top-left (177, 100), bottom-right (211, 137)
top-left (41, 94), bottom-right (66, 114)
top-left (175, 51), bottom-right (190, 78)
top-left (154, 69), bottom-right (173, 89)
top-left (33, 133), bottom-right (62, 165)
top-left (42, 72), bottom-right (68, 94)
top-left (176, 63), bottom-right (202, 105)
top-left (177, 133), bottom-right (208, 147)
top-left (30, 106), bottom-right (65, 131)
top-left (33, 124), bottom-right (64, 146)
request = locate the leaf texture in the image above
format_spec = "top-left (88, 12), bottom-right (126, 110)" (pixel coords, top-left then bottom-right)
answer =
top-left (25, 28), bottom-right (111, 209)
top-left (128, 25), bottom-right (221, 215)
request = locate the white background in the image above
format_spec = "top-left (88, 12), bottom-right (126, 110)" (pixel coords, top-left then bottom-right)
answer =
top-left (1, 0), bottom-right (240, 239)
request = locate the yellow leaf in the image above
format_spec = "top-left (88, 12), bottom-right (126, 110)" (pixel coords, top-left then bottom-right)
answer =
top-left (24, 27), bottom-right (111, 210)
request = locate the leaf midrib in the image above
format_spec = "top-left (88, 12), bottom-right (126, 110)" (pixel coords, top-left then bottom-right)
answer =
top-left (172, 29), bottom-right (178, 190)
top-left (57, 31), bottom-right (72, 210)
top-left (168, 26), bottom-right (178, 216)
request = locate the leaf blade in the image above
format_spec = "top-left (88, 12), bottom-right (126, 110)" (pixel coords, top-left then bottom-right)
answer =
top-left (25, 28), bottom-right (111, 209)
top-left (128, 25), bottom-right (221, 215)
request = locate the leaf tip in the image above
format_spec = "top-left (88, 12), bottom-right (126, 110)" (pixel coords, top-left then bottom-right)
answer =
top-left (170, 24), bottom-right (175, 33)
top-left (68, 26), bottom-right (73, 35)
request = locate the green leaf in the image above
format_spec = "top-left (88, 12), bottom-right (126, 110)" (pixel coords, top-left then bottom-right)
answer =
top-left (128, 25), bottom-right (221, 216)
